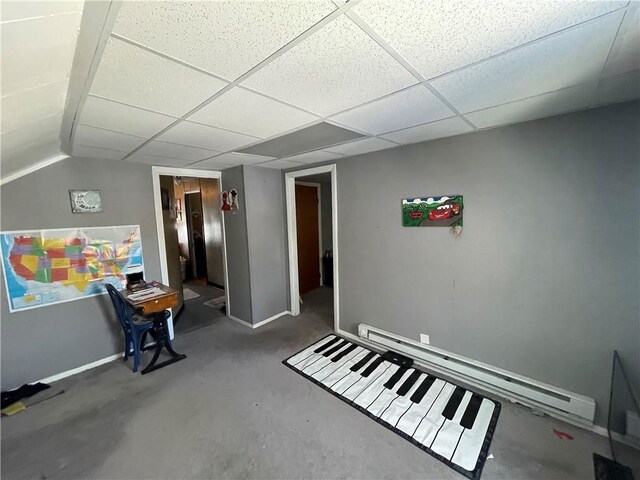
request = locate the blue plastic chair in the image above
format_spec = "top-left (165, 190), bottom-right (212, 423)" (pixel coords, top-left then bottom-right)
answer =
top-left (105, 284), bottom-right (156, 373)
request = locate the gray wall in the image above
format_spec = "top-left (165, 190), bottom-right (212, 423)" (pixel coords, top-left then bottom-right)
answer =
top-left (221, 166), bottom-right (252, 322)
top-left (0, 156), bottom-right (161, 389)
top-left (333, 102), bottom-right (639, 429)
top-left (244, 166), bottom-right (288, 323)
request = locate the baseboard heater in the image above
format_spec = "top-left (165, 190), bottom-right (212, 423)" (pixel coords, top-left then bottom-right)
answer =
top-left (358, 324), bottom-right (596, 427)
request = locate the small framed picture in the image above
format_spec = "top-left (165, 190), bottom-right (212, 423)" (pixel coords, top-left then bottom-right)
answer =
top-left (69, 190), bottom-right (102, 213)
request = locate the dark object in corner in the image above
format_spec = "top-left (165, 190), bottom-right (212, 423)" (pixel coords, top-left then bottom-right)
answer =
top-left (1, 383), bottom-right (51, 409)
top-left (382, 350), bottom-right (414, 368)
top-left (593, 453), bottom-right (634, 480)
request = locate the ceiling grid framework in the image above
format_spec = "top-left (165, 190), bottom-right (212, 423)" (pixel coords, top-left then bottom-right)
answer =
top-left (66, 0), bottom-right (639, 171)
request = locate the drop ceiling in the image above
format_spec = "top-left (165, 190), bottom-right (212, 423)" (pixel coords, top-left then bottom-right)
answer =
top-left (1, 1), bottom-right (84, 179)
top-left (2, 0), bottom-right (639, 179)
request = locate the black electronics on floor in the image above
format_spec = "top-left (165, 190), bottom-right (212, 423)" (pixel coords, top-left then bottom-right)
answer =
top-left (283, 335), bottom-right (501, 480)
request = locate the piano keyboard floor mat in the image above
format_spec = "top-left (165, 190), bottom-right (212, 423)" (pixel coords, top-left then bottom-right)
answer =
top-left (283, 334), bottom-right (501, 480)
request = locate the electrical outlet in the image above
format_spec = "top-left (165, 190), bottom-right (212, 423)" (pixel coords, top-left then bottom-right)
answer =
top-left (420, 334), bottom-right (430, 344)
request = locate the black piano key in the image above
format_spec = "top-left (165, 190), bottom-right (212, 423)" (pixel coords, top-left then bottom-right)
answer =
top-left (442, 386), bottom-right (466, 420)
top-left (323, 340), bottom-right (349, 357)
top-left (331, 344), bottom-right (357, 362)
top-left (459, 393), bottom-right (483, 429)
top-left (409, 375), bottom-right (436, 403)
top-left (361, 357), bottom-right (385, 377)
top-left (396, 370), bottom-right (422, 396)
top-left (350, 352), bottom-right (376, 372)
top-left (314, 337), bottom-right (340, 353)
top-left (383, 366), bottom-right (409, 390)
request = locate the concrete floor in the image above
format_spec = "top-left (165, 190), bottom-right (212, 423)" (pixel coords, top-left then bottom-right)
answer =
top-left (2, 288), bottom-right (639, 479)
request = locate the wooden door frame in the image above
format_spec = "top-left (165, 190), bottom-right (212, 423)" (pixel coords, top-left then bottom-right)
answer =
top-left (152, 167), bottom-right (229, 339)
top-left (285, 164), bottom-right (338, 331)
top-left (294, 181), bottom-right (323, 286)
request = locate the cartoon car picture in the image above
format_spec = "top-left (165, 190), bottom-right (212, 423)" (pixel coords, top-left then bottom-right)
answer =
top-left (428, 202), bottom-right (461, 221)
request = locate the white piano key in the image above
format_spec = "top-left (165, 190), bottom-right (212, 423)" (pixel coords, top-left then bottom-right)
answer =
top-left (380, 372), bottom-right (428, 426)
top-left (450, 399), bottom-right (496, 471)
top-left (396, 379), bottom-right (448, 436)
top-left (430, 390), bottom-right (473, 458)
top-left (303, 343), bottom-right (353, 375)
top-left (311, 346), bottom-right (365, 381)
top-left (317, 348), bottom-right (368, 384)
top-left (412, 383), bottom-right (457, 446)
top-left (365, 368), bottom-right (415, 416)
top-left (287, 335), bottom-right (337, 366)
top-left (342, 362), bottom-right (393, 401)
top-left (329, 355), bottom-right (381, 394)
top-left (352, 365), bottom-right (405, 409)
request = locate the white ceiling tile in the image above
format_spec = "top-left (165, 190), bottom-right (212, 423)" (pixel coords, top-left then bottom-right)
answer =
top-left (329, 85), bottom-right (454, 135)
top-left (156, 121), bottom-right (259, 152)
top-left (353, 0), bottom-right (626, 79)
top-left (1, 114), bottom-right (62, 155)
top-left (200, 152), bottom-right (274, 165)
top-left (381, 117), bottom-right (473, 145)
top-left (90, 37), bottom-right (228, 117)
top-left (242, 15), bottom-right (418, 116)
top-left (595, 69), bottom-right (640, 106)
top-left (281, 150), bottom-right (344, 164)
top-left (1, 1), bottom-right (83, 22)
top-left (603, 6), bottom-right (640, 78)
top-left (1, 81), bottom-right (67, 133)
top-left (326, 137), bottom-right (397, 156)
top-left (112, 1), bottom-right (336, 80)
top-left (0, 141), bottom-right (62, 179)
top-left (188, 88), bottom-right (319, 138)
top-left (74, 125), bottom-right (147, 152)
top-left (256, 159), bottom-right (305, 170)
top-left (431, 12), bottom-right (624, 114)
top-left (136, 141), bottom-right (220, 162)
top-left (190, 163), bottom-right (234, 171)
top-left (72, 145), bottom-right (127, 161)
top-left (125, 153), bottom-right (193, 167)
top-left (79, 96), bottom-right (177, 138)
top-left (1, 13), bottom-right (81, 95)
top-left (465, 82), bottom-right (597, 129)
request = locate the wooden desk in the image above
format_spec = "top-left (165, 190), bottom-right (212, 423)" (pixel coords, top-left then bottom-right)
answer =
top-left (124, 283), bottom-right (186, 375)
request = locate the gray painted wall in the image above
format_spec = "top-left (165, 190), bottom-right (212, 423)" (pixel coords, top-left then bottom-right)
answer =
top-left (0, 156), bottom-right (161, 389)
top-left (244, 166), bottom-right (288, 323)
top-left (333, 102), bottom-right (639, 428)
top-left (221, 166), bottom-right (252, 322)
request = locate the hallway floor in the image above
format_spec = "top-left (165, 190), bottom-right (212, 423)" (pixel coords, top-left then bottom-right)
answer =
top-left (2, 304), bottom-right (638, 479)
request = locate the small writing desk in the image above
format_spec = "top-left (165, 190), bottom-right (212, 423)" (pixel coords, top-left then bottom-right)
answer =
top-left (123, 283), bottom-right (186, 375)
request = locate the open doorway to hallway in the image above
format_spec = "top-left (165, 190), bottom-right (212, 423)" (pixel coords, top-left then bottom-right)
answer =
top-left (285, 165), bottom-right (339, 331)
top-left (156, 172), bottom-right (228, 335)
top-left (293, 173), bottom-right (334, 329)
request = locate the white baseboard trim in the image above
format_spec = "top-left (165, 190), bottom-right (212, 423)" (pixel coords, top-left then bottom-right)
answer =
top-left (253, 311), bottom-right (290, 329)
top-left (227, 314), bottom-right (253, 328)
top-left (37, 352), bottom-right (123, 385)
top-left (336, 328), bottom-right (640, 452)
top-left (592, 425), bottom-right (640, 450)
top-left (227, 311), bottom-right (291, 330)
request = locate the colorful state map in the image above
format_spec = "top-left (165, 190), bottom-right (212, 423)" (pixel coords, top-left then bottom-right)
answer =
top-left (1, 225), bottom-right (143, 312)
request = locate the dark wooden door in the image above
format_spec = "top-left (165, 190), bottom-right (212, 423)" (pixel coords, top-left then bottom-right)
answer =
top-left (296, 184), bottom-right (320, 295)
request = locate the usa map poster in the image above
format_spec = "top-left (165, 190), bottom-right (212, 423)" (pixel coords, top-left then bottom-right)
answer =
top-left (1, 225), bottom-right (144, 312)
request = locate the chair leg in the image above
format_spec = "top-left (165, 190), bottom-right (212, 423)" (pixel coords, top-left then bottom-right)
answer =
top-left (132, 334), bottom-right (145, 373)
top-left (123, 334), bottom-right (131, 361)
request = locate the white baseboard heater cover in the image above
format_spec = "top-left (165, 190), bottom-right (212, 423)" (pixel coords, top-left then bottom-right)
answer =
top-left (358, 324), bottom-right (596, 426)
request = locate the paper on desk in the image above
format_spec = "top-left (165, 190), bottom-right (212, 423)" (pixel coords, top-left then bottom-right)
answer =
top-left (127, 287), bottom-right (165, 301)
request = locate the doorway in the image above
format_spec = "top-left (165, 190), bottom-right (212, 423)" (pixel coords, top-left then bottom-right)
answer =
top-left (152, 167), bottom-right (230, 337)
top-left (285, 165), bottom-right (338, 331)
